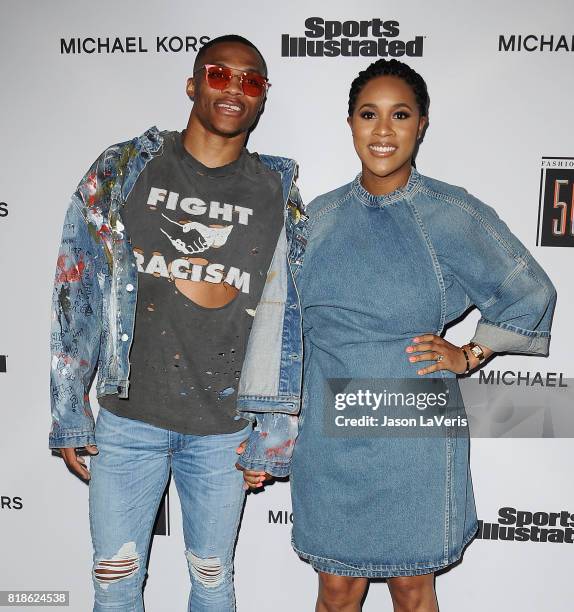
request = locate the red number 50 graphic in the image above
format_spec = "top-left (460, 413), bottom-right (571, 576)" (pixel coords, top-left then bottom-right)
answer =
top-left (552, 178), bottom-right (574, 236)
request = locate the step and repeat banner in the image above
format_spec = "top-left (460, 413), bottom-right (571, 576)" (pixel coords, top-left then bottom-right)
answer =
top-left (1, 0), bottom-right (573, 610)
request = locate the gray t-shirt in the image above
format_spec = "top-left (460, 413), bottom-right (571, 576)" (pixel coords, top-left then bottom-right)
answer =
top-left (100, 131), bottom-right (284, 434)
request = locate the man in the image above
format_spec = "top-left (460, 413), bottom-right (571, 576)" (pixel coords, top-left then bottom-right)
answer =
top-left (49, 34), bottom-right (301, 611)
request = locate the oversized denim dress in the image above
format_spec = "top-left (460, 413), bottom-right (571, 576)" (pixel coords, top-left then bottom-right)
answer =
top-left (289, 169), bottom-right (556, 577)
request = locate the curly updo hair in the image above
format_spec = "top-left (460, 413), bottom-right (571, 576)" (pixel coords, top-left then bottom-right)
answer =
top-left (348, 59), bottom-right (430, 118)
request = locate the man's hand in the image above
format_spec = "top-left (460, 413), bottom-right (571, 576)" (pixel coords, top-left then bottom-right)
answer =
top-left (235, 440), bottom-right (273, 490)
top-left (58, 445), bottom-right (99, 481)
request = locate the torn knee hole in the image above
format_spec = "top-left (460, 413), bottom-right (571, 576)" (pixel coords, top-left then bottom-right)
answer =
top-left (186, 551), bottom-right (224, 587)
top-left (94, 560), bottom-right (139, 581)
top-left (94, 542), bottom-right (139, 585)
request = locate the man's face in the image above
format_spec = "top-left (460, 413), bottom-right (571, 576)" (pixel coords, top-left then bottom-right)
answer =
top-left (187, 42), bottom-right (267, 138)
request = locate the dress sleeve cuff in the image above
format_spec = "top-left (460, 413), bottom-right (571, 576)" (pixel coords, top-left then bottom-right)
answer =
top-left (471, 320), bottom-right (550, 356)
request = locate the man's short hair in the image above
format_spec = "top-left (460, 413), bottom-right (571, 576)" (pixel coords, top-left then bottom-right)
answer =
top-left (193, 34), bottom-right (268, 76)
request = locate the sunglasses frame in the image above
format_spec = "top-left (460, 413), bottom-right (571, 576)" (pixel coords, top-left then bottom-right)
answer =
top-left (194, 64), bottom-right (271, 97)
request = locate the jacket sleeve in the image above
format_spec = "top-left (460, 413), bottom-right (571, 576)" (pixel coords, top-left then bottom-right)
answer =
top-left (235, 412), bottom-right (299, 477)
top-left (441, 193), bottom-right (557, 355)
top-left (49, 179), bottom-right (107, 449)
top-left (235, 181), bottom-right (307, 477)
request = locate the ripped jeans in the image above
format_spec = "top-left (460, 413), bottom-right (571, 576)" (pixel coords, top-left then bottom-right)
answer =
top-left (89, 407), bottom-right (249, 612)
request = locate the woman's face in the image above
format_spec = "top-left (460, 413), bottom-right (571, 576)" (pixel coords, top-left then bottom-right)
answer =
top-left (348, 75), bottom-right (427, 196)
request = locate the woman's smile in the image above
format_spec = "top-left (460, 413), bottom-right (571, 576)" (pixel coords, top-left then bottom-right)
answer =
top-left (367, 142), bottom-right (398, 156)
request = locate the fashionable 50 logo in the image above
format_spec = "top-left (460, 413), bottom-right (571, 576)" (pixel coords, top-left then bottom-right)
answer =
top-left (281, 17), bottom-right (424, 58)
top-left (537, 157), bottom-right (574, 247)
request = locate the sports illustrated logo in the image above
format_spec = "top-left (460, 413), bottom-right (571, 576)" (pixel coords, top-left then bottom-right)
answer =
top-left (0, 202), bottom-right (7, 218)
top-left (499, 34), bottom-right (574, 53)
top-left (282, 17), bottom-right (424, 58)
top-left (537, 157), bottom-right (574, 247)
top-left (478, 370), bottom-right (568, 387)
top-left (268, 510), bottom-right (293, 525)
top-left (0, 355), bottom-right (6, 373)
top-left (477, 507), bottom-right (574, 543)
top-left (60, 35), bottom-right (210, 55)
top-left (1, 496), bottom-right (23, 510)
top-left (153, 490), bottom-right (170, 536)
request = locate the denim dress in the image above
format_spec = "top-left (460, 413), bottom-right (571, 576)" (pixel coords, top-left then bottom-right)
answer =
top-left (289, 169), bottom-right (556, 577)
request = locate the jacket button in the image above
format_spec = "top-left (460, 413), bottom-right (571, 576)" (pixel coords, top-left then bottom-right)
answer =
top-left (121, 333), bottom-right (129, 341)
top-left (126, 284), bottom-right (134, 292)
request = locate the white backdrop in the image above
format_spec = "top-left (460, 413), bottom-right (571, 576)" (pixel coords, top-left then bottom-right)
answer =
top-left (1, 1), bottom-right (573, 610)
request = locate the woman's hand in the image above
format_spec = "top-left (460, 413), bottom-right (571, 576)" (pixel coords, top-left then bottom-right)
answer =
top-left (406, 334), bottom-right (469, 375)
top-left (235, 440), bottom-right (274, 490)
top-left (239, 467), bottom-right (273, 490)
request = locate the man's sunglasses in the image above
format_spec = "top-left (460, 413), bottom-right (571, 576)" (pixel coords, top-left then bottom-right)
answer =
top-left (194, 64), bottom-right (270, 97)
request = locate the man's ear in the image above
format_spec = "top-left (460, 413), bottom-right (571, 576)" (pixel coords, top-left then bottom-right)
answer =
top-left (186, 77), bottom-right (195, 101)
top-left (347, 115), bottom-right (353, 132)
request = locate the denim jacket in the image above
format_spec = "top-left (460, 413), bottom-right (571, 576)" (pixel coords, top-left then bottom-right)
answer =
top-left (49, 126), bottom-right (301, 449)
top-left (235, 168), bottom-right (557, 477)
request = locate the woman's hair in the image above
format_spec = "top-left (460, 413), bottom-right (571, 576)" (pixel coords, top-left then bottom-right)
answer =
top-left (348, 59), bottom-right (430, 118)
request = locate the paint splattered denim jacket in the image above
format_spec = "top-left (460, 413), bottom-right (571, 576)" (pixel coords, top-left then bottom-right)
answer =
top-left (49, 126), bottom-right (305, 452)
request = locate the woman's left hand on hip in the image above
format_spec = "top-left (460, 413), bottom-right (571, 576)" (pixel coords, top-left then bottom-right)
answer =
top-left (406, 334), bottom-right (467, 375)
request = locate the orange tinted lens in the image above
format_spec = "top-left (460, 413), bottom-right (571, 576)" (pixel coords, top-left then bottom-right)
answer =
top-left (204, 66), bottom-right (267, 96)
top-left (241, 73), bottom-right (267, 96)
top-left (205, 66), bottom-right (231, 89)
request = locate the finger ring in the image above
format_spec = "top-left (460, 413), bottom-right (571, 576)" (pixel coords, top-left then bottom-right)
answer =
top-left (435, 354), bottom-right (444, 362)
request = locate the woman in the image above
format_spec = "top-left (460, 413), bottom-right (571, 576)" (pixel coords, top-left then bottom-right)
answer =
top-left (238, 59), bottom-right (556, 611)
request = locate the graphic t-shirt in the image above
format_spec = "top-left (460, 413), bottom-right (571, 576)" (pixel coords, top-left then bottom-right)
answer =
top-left (100, 131), bottom-right (284, 434)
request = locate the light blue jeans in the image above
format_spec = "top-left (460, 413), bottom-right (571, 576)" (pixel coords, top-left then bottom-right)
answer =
top-left (89, 407), bottom-right (249, 611)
